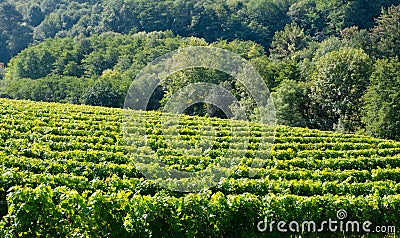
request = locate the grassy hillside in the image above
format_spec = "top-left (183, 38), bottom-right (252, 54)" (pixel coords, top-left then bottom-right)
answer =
top-left (0, 98), bottom-right (399, 237)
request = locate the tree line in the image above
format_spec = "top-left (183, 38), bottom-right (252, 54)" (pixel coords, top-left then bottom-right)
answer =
top-left (0, 0), bottom-right (398, 64)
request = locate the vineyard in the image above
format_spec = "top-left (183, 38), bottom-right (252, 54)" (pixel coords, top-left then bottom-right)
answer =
top-left (0, 98), bottom-right (399, 237)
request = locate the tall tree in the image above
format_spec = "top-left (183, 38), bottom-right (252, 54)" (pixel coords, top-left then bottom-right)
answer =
top-left (362, 57), bottom-right (400, 140)
top-left (310, 48), bottom-right (372, 132)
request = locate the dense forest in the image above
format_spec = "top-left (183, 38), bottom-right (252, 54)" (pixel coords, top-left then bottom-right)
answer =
top-left (0, 0), bottom-right (399, 140)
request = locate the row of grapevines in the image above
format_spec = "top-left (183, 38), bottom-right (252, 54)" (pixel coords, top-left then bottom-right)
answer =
top-left (1, 185), bottom-right (399, 237)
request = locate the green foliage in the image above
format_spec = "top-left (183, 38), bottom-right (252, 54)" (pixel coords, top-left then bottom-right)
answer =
top-left (287, 0), bottom-right (325, 38)
top-left (315, 0), bottom-right (351, 35)
top-left (346, 0), bottom-right (400, 30)
top-left (0, 2), bottom-right (32, 64)
top-left (270, 22), bottom-right (311, 60)
top-left (1, 2), bottom-right (400, 234)
top-left (274, 60), bottom-right (304, 86)
top-left (2, 0), bottom-right (397, 66)
top-left (5, 33), bottom-right (275, 117)
top-left (24, 5), bottom-right (45, 27)
top-left (0, 0), bottom-right (290, 64)
top-left (272, 80), bottom-right (311, 127)
top-left (249, 56), bottom-right (280, 89)
top-left (5, 32), bottom-right (185, 108)
top-left (362, 57), bottom-right (400, 141)
top-left (0, 98), bottom-right (399, 236)
top-left (10, 49), bottom-right (55, 80)
top-left (370, 5), bottom-right (400, 58)
top-left (341, 26), bottom-right (372, 54)
top-left (2, 0), bottom-right (400, 138)
top-left (312, 36), bottom-right (342, 59)
top-left (82, 80), bottom-right (124, 108)
top-left (310, 48), bottom-right (372, 132)
top-left (3, 76), bottom-right (93, 104)
top-left (7, 32), bottom-right (187, 81)
top-left (0, 68), bottom-right (5, 80)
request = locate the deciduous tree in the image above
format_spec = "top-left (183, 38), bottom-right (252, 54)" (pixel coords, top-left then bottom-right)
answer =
top-left (310, 48), bottom-right (372, 132)
top-left (362, 57), bottom-right (400, 140)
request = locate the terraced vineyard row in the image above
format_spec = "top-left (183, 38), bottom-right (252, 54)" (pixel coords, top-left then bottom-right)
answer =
top-left (0, 98), bottom-right (399, 237)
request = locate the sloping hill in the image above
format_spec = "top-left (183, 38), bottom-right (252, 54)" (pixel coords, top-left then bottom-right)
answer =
top-left (0, 98), bottom-right (399, 237)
